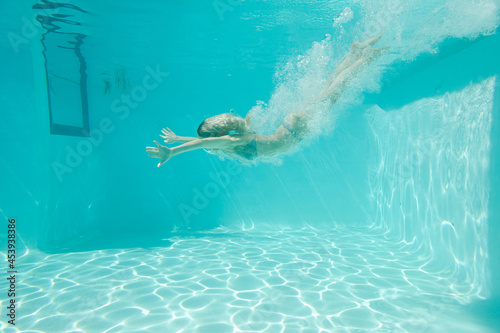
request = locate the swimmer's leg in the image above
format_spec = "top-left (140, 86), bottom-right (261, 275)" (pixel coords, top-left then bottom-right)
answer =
top-left (322, 45), bottom-right (390, 105)
top-left (286, 112), bottom-right (309, 137)
top-left (296, 42), bottom-right (389, 116)
top-left (287, 37), bottom-right (388, 135)
top-left (326, 35), bottom-right (383, 83)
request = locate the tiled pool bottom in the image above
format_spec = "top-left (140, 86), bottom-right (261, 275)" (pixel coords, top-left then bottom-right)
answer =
top-left (1, 227), bottom-right (492, 333)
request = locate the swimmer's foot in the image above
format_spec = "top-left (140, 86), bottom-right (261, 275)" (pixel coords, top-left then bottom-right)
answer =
top-left (362, 45), bottom-right (390, 63)
top-left (348, 35), bottom-right (383, 62)
top-left (327, 35), bottom-right (387, 83)
top-left (363, 34), bottom-right (383, 47)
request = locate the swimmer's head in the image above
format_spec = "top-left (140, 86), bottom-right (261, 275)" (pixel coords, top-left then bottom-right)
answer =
top-left (197, 113), bottom-right (247, 138)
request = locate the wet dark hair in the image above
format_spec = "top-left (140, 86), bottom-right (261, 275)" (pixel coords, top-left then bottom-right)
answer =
top-left (197, 113), bottom-right (244, 138)
top-left (196, 119), bottom-right (220, 138)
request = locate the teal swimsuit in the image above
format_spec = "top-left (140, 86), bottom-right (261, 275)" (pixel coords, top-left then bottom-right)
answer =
top-left (232, 116), bottom-right (301, 161)
top-left (233, 135), bottom-right (258, 160)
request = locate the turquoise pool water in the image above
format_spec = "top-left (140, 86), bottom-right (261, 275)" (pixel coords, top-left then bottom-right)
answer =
top-left (1, 0), bottom-right (500, 332)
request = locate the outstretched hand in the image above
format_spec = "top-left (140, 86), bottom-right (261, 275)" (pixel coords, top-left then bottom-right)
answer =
top-left (146, 140), bottom-right (172, 167)
top-left (160, 127), bottom-right (177, 144)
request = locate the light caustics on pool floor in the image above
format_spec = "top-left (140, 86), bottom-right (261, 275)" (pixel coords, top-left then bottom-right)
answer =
top-left (1, 226), bottom-right (491, 333)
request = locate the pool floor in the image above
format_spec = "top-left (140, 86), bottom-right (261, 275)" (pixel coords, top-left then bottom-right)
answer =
top-left (2, 226), bottom-right (493, 333)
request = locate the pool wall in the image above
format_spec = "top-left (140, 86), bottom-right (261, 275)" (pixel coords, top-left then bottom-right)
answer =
top-left (0, 0), bottom-right (45, 257)
top-left (367, 34), bottom-right (500, 300)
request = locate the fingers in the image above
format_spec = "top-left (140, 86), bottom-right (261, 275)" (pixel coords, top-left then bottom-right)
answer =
top-left (161, 128), bottom-right (175, 145)
top-left (147, 145), bottom-right (159, 158)
top-left (158, 157), bottom-right (169, 167)
top-left (147, 140), bottom-right (169, 166)
top-left (146, 145), bottom-right (159, 160)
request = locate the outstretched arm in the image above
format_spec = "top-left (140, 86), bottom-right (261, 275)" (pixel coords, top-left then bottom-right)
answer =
top-left (146, 136), bottom-right (239, 167)
top-left (160, 127), bottom-right (198, 144)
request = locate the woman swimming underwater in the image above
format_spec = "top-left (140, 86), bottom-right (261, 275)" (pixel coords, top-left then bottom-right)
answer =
top-left (147, 35), bottom-right (389, 167)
